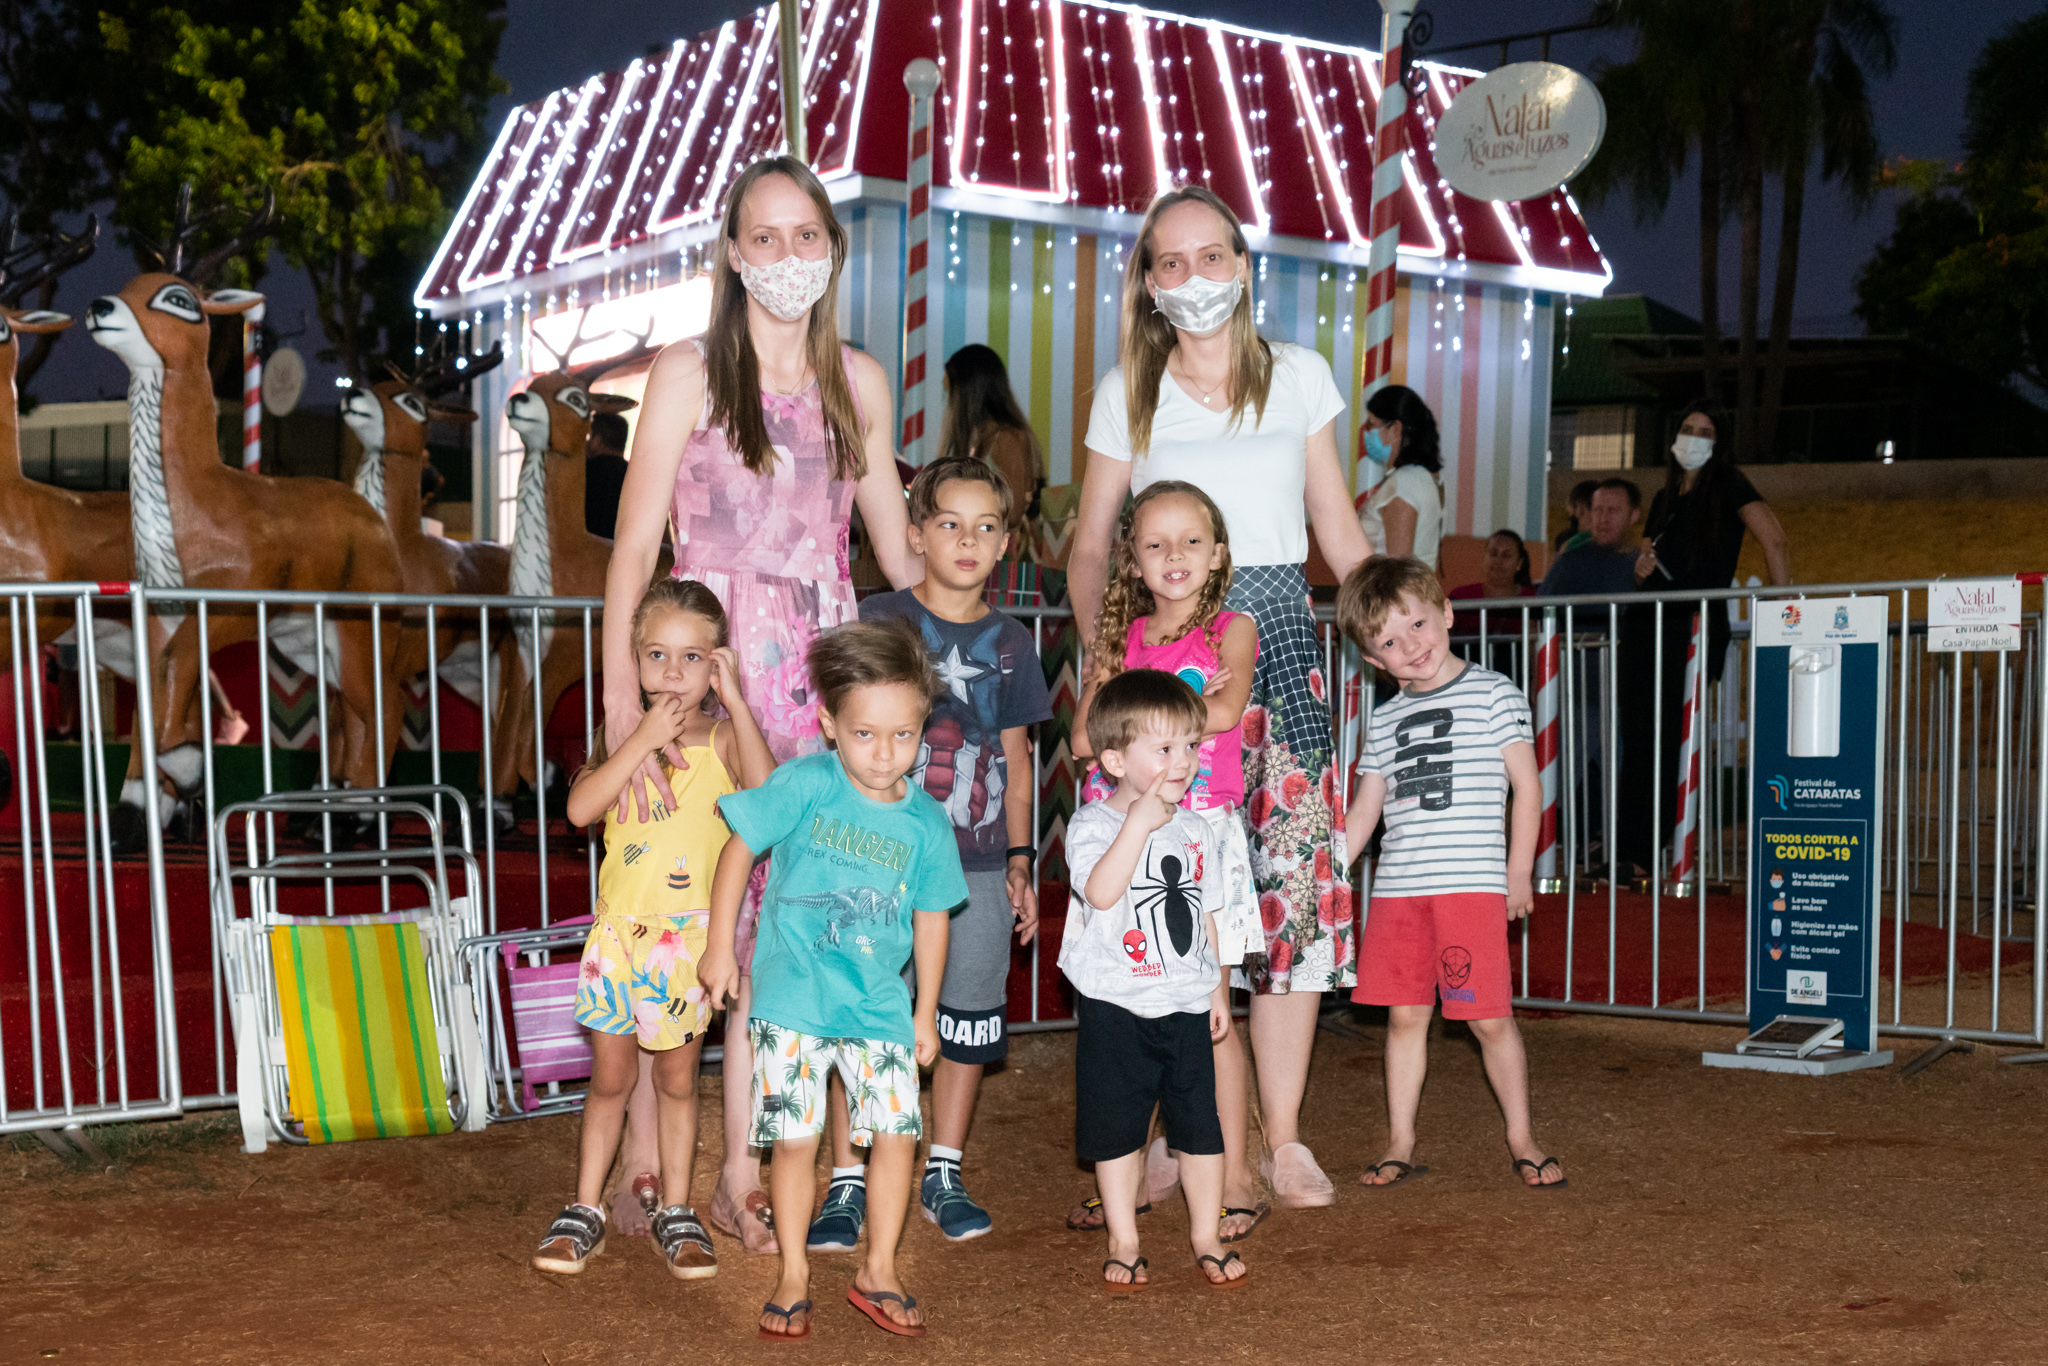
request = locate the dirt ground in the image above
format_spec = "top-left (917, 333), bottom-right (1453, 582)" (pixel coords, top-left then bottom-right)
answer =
top-left (5, 1005), bottom-right (2047, 1366)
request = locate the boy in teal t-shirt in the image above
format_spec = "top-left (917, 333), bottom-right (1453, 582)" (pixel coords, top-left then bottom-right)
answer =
top-left (701, 619), bottom-right (968, 1341)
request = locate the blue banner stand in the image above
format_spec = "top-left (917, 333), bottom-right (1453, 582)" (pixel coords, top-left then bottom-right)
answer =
top-left (1704, 596), bottom-right (1894, 1076)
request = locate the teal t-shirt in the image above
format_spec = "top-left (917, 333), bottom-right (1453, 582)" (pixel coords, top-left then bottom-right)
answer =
top-left (719, 752), bottom-right (970, 1046)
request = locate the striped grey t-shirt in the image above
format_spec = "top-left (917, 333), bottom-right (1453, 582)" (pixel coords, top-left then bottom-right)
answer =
top-left (1358, 663), bottom-right (1534, 897)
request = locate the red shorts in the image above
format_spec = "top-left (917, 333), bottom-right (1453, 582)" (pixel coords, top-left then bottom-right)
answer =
top-left (1352, 894), bottom-right (1512, 1020)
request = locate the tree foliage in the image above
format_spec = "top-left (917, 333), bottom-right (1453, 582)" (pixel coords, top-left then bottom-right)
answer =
top-left (1857, 11), bottom-right (2048, 394)
top-left (110, 2), bottom-right (506, 379)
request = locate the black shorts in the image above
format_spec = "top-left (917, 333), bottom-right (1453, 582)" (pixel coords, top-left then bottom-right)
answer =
top-left (1073, 994), bottom-right (1222, 1163)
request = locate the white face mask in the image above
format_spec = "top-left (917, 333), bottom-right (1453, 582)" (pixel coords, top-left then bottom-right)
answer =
top-left (1671, 433), bottom-right (1715, 471)
top-left (737, 253), bottom-right (834, 322)
top-left (1151, 272), bottom-right (1243, 337)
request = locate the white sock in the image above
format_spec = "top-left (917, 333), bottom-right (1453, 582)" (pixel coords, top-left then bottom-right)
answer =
top-left (927, 1145), bottom-right (963, 1166)
top-left (830, 1165), bottom-right (866, 1183)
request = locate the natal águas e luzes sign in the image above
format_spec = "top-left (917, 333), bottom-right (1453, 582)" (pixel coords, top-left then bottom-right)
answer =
top-left (1436, 62), bottom-right (1606, 203)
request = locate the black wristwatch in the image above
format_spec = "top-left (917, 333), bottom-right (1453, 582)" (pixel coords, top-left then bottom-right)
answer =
top-left (1007, 846), bottom-right (1036, 863)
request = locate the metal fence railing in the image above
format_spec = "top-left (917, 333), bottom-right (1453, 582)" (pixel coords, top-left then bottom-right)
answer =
top-left (3, 575), bottom-right (2041, 1135)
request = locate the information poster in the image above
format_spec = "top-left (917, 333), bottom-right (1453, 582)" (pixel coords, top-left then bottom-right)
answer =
top-left (1748, 597), bottom-right (1887, 1051)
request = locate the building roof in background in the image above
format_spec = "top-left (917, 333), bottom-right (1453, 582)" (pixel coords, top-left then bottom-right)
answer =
top-left (1550, 293), bottom-right (1700, 407)
top-left (417, 0), bottom-right (1613, 314)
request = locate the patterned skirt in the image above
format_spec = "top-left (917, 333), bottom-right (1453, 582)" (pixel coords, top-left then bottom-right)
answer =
top-left (1226, 564), bottom-right (1354, 995)
top-left (684, 566), bottom-right (856, 965)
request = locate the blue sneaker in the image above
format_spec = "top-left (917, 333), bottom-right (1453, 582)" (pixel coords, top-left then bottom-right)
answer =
top-left (921, 1161), bottom-right (992, 1242)
top-left (806, 1175), bottom-right (865, 1253)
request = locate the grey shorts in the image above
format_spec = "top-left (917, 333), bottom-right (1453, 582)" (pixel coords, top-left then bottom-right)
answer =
top-left (936, 869), bottom-right (1015, 1063)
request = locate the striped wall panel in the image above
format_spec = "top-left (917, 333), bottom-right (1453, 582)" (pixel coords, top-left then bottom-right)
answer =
top-left (841, 204), bottom-right (1558, 539)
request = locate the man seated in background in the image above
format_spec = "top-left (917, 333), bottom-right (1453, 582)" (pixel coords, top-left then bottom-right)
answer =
top-left (1539, 478), bottom-right (1640, 598)
top-left (583, 410), bottom-right (631, 539)
top-left (1551, 478), bottom-right (1601, 554)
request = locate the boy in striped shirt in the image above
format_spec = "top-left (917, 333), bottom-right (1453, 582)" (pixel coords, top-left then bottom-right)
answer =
top-left (1336, 557), bottom-right (1567, 1191)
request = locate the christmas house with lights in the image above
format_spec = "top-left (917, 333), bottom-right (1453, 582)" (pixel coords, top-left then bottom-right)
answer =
top-left (417, 0), bottom-right (1613, 546)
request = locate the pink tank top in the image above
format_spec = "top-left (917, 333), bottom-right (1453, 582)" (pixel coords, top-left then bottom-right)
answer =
top-left (1124, 611), bottom-right (1248, 810)
top-left (669, 341), bottom-right (862, 583)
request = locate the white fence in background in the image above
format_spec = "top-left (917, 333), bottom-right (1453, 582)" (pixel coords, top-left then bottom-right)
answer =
top-left (2, 576), bottom-right (2040, 1138)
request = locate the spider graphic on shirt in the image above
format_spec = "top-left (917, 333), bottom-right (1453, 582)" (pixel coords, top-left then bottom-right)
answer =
top-left (1128, 844), bottom-right (1203, 962)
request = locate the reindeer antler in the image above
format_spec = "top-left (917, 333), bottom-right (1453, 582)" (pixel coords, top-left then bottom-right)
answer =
top-left (414, 334), bottom-right (505, 397)
top-left (183, 187), bottom-right (276, 286)
top-left (0, 214), bottom-right (98, 307)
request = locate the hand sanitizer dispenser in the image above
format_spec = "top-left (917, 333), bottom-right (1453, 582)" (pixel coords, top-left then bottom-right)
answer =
top-left (1788, 644), bottom-right (1841, 758)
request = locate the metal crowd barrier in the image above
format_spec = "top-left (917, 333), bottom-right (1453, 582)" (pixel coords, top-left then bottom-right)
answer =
top-left (3, 575), bottom-right (2042, 1138)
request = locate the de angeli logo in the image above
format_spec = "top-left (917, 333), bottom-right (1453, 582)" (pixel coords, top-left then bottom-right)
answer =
top-left (1767, 775), bottom-right (1790, 810)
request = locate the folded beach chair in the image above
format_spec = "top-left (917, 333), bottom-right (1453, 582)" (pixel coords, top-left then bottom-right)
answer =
top-left (214, 786), bottom-right (489, 1152)
top-left (460, 917), bottom-right (596, 1122)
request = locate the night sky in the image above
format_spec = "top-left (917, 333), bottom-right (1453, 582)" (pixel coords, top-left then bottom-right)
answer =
top-left (27, 0), bottom-right (2041, 404)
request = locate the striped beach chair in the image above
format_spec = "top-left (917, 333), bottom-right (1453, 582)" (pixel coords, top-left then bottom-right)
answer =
top-left (214, 786), bottom-right (489, 1152)
top-left (455, 917), bottom-right (598, 1121)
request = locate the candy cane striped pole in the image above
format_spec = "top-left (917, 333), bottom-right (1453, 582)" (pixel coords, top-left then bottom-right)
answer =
top-left (1534, 609), bottom-right (1562, 892)
top-left (900, 58), bottom-right (942, 464)
top-left (1361, 0), bottom-right (1417, 421)
top-left (1669, 612), bottom-right (1705, 893)
top-left (241, 301), bottom-right (264, 470)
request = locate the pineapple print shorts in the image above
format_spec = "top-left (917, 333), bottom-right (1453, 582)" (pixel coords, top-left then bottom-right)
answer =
top-left (746, 1019), bottom-right (922, 1146)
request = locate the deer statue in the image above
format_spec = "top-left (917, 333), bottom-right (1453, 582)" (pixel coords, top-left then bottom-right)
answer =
top-left (486, 368), bottom-right (663, 830)
top-left (0, 216), bottom-right (130, 678)
top-left (86, 186), bottom-right (405, 850)
top-left (337, 334), bottom-right (512, 717)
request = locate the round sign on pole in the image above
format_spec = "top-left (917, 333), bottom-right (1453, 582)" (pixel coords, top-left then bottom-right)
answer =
top-left (1434, 62), bottom-right (1606, 203)
top-left (261, 346), bottom-right (305, 416)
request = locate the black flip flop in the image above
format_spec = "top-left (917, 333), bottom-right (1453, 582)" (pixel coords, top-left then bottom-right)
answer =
top-left (1512, 1156), bottom-right (1568, 1189)
top-left (1065, 1195), bottom-right (1152, 1231)
top-left (1102, 1256), bottom-right (1150, 1292)
top-left (1360, 1159), bottom-right (1429, 1189)
top-left (1218, 1202), bottom-right (1271, 1243)
top-left (1197, 1250), bottom-right (1249, 1289)
top-left (758, 1299), bottom-right (813, 1342)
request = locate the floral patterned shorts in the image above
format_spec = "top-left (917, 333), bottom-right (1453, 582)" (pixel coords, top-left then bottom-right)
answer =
top-left (573, 911), bottom-right (711, 1050)
top-left (746, 1019), bottom-right (922, 1146)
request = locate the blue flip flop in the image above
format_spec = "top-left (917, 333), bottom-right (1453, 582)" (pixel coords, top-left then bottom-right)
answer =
top-left (848, 1284), bottom-right (926, 1338)
top-left (758, 1299), bottom-right (813, 1342)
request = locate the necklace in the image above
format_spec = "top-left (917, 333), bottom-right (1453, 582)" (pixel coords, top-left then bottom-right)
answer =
top-left (1171, 355), bottom-right (1229, 407)
top-left (766, 365), bottom-right (813, 397)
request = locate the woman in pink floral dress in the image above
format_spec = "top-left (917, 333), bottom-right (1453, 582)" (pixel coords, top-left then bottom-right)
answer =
top-left (601, 158), bottom-right (921, 1263)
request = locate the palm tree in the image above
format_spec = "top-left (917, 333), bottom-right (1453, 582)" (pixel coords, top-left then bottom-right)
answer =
top-left (1758, 0), bottom-right (1896, 457)
top-left (1575, 0), bottom-right (1737, 400)
top-left (1579, 1), bottom-right (1894, 455)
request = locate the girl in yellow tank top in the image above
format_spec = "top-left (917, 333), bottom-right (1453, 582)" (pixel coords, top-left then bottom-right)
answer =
top-left (534, 580), bottom-right (775, 1283)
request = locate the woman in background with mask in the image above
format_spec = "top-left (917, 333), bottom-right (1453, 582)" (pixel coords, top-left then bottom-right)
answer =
top-left (1614, 401), bottom-right (1790, 878)
top-left (1070, 185), bottom-right (1370, 1223)
top-left (600, 156), bottom-right (921, 1265)
top-left (1354, 384), bottom-right (1443, 568)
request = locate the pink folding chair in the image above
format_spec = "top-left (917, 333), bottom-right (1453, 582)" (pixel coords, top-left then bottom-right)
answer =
top-left (497, 915), bottom-right (595, 1115)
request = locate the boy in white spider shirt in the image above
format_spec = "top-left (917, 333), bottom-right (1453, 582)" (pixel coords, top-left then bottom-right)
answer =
top-left (1058, 669), bottom-right (1247, 1290)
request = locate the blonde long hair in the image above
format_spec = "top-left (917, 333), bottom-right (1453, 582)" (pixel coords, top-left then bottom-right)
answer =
top-left (1119, 185), bottom-right (1274, 456)
top-left (1089, 480), bottom-right (1234, 684)
top-left (702, 157), bottom-right (866, 480)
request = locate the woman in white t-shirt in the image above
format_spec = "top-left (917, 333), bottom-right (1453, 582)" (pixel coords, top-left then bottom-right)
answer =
top-left (1070, 186), bottom-right (1371, 1219)
top-left (1355, 383), bottom-right (1443, 568)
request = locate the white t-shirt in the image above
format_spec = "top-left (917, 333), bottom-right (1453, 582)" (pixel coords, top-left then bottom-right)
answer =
top-left (1058, 801), bottom-right (1223, 1017)
top-left (1084, 343), bottom-right (1347, 568)
top-left (1359, 463), bottom-right (1443, 570)
top-left (1357, 663), bottom-right (1533, 897)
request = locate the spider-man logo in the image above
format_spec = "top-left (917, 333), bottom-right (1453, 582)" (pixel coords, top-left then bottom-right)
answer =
top-left (1123, 928), bottom-right (1149, 963)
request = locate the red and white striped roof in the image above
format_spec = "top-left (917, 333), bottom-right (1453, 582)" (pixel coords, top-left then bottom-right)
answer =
top-left (416, 0), bottom-right (1612, 313)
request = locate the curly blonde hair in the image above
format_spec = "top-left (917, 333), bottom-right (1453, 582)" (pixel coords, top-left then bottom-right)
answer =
top-left (1089, 480), bottom-right (1234, 685)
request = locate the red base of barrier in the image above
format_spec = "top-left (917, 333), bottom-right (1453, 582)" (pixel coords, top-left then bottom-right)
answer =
top-left (0, 816), bottom-right (1077, 1112)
